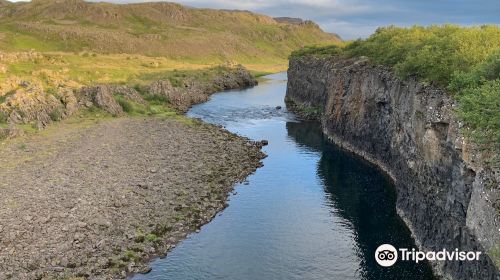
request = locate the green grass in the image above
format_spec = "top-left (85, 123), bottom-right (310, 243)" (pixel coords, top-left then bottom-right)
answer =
top-left (112, 94), bottom-right (178, 118)
top-left (49, 108), bottom-right (63, 121)
top-left (0, 65), bottom-right (232, 143)
top-left (0, 0), bottom-right (338, 67)
top-left (490, 246), bottom-right (500, 268)
top-left (290, 44), bottom-right (344, 58)
top-left (122, 250), bottom-right (139, 262)
top-left (292, 25), bottom-right (500, 157)
top-left (145, 233), bottom-right (158, 242)
top-left (17, 123), bottom-right (38, 134)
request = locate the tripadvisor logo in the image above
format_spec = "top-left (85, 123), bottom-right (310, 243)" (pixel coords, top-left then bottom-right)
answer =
top-left (375, 244), bottom-right (482, 267)
top-left (375, 244), bottom-right (398, 267)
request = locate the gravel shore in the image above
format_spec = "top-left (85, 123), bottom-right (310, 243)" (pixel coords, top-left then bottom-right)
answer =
top-left (0, 117), bottom-right (265, 279)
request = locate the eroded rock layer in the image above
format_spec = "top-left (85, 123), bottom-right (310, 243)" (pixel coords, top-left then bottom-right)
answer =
top-left (286, 56), bottom-right (499, 280)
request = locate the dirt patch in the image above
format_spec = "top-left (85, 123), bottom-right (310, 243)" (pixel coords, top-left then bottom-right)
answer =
top-left (0, 117), bottom-right (265, 279)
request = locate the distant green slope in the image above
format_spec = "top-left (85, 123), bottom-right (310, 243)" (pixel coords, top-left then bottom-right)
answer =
top-left (0, 0), bottom-right (339, 64)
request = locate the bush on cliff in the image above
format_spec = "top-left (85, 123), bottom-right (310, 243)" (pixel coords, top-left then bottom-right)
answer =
top-left (343, 25), bottom-right (499, 86)
top-left (292, 25), bottom-right (499, 153)
top-left (449, 53), bottom-right (500, 153)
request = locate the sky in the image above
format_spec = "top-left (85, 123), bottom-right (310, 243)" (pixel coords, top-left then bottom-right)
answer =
top-left (10, 0), bottom-right (500, 39)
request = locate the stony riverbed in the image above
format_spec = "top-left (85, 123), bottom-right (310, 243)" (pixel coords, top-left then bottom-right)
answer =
top-left (0, 117), bottom-right (265, 279)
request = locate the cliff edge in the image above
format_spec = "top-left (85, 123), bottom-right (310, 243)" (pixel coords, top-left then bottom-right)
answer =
top-left (286, 55), bottom-right (499, 280)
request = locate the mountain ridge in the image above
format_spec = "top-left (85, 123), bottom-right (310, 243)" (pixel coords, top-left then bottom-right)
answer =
top-left (0, 0), bottom-right (339, 64)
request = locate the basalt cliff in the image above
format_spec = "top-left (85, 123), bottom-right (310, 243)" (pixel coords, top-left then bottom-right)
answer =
top-left (286, 56), bottom-right (499, 280)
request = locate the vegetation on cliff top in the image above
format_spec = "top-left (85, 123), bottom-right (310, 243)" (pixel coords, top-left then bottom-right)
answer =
top-left (292, 25), bottom-right (500, 154)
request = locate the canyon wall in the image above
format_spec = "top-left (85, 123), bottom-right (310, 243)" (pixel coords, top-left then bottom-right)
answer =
top-left (286, 56), bottom-right (499, 280)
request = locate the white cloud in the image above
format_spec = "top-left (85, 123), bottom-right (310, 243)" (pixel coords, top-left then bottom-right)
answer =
top-left (321, 20), bottom-right (379, 39)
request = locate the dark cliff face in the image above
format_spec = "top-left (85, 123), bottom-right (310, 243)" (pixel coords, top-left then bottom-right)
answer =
top-left (286, 56), bottom-right (499, 280)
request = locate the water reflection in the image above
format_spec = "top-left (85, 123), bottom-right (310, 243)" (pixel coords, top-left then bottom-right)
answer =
top-left (133, 73), bottom-right (434, 280)
top-left (287, 121), bottom-right (435, 279)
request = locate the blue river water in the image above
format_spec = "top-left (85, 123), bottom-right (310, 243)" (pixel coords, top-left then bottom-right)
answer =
top-left (133, 73), bottom-right (435, 280)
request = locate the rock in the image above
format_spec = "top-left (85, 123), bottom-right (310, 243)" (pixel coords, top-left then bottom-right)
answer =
top-left (148, 80), bottom-right (208, 112)
top-left (60, 257), bottom-right (69, 268)
top-left (76, 85), bottom-right (124, 116)
top-left (275, 106), bottom-right (282, 110)
top-left (76, 221), bottom-right (87, 228)
top-left (286, 55), bottom-right (499, 280)
top-left (0, 92), bottom-right (266, 279)
top-left (76, 84), bottom-right (146, 115)
top-left (138, 265), bottom-right (152, 274)
top-left (212, 65), bottom-right (258, 90)
top-left (0, 81), bottom-right (65, 127)
top-left (0, 125), bottom-right (24, 140)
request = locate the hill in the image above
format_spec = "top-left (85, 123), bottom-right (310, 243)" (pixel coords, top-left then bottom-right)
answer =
top-left (0, 0), bottom-right (340, 139)
top-left (0, 0), bottom-right (339, 64)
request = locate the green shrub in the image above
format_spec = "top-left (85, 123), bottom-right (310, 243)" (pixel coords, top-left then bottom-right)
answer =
top-left (144, 94), bottom-right (169, 104)
top-left (168, 77), bottom-right (184, 87)
top-left (294, 25), bottom-right (500, 158)
top-left (456, 79), bottom-right (499, 149)
top-left (115, 96), bottom-right (134, 113)
top-left (49, 108), bottom-right (63, 121)
top-left (122, 250), bottom-right (139, 262)
top-left (290, 44), bottom-right (342, 58)
top-left (145, 233), bottom-right (158, 242)
top-left (343, 25), bottom-right (500, 86)
top-left (0, 112), bottom-right (7, 124)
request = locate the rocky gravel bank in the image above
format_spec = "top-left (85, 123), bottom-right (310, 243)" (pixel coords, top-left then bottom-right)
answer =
top-left (0, 117), bottom-right (265, 279)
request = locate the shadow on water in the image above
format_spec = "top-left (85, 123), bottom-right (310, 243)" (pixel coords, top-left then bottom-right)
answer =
top-left (133, 72), bottom-right (435, 280)
top-left (286, 121), bottom-right (435, 279)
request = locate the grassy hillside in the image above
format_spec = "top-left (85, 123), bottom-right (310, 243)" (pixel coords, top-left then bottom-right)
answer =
top-left (0, 0), bottom-right (339, 65)
top-left (0, 0), bottom-right (339, 138)
top-left (291, 25), bottom-right (500, 157)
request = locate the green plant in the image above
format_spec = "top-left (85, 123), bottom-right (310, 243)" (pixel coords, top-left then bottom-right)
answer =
top-left (143, 94), bottom-right (169, 104)
top-left (145, 233), bottom-right (158, 242)
top-left (295, 25), bottom-right (500, 159)
top-left (122, 250), bottom-right (139, 262)
top-left (115, 96), bottom-right (134, 113)
top-left (343, 25), bottom-right (500, 86)
top-left (0, 112), bottom-right (7, 124)
top-left (290, 44), bottom-right (343, 59)
top-left (49, 108), bottom-right (63, 121)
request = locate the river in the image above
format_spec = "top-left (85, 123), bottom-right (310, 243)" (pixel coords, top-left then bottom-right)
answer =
top-left (132, 72), bottom-right (435, 280)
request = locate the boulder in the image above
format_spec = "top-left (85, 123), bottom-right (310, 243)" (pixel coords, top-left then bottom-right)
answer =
top-left (77, 85), bottom-right (145, 115)
top-left (212, 66), bottom-right (258, 90)
top-left (0, 81), bottom-right (65, 128)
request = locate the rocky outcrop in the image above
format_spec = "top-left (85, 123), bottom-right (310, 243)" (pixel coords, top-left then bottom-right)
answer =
top-left (212, 66), bottom-right (258, 90)
top-left (148, 80), bottom-right (209, 113)
top-left (0, 66), bottom-right (257, 135)
top-left (0, 80), bottom-right (70, 129)
top-left (76, 85), bottom-right (146, 116)
top-left (286, 56), bottom-right (499, 280)
top-left (148, 66), bottom-right (257, 112)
